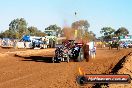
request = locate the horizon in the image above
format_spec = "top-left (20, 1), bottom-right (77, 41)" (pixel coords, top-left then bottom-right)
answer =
top-left (0, 0), bottom-right (132, 37)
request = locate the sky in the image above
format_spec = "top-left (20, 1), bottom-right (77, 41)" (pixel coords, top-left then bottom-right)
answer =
top-left (0, 0), bottom-right (132, 37)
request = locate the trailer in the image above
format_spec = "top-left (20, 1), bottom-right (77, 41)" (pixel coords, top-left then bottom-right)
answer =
top-left (16, 35), bottom-right (48, 49)
top-left (1, 38), bottom-right (14, 48)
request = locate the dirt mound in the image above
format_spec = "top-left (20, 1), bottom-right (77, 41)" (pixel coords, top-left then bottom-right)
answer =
top-left (15, 48), bottom-right (55, 57)
top-left (109, 53), bottom-right (132, 88)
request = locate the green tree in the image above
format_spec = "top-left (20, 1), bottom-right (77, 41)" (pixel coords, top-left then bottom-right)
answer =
top-left (114, 27), bottom-right (129, 36)
top-left (28, 26), bottom-right (38, 36)
top-left (100, 27), bottom-right (115, 40)
top-left (28, 26), bottom-right (46, 36)
top-left (89, 31), bottom-right (96, 40)
top-left (45, 24), bottom-right (61, 37)
top-left (0, 30), bottom-right (16, 38)
top-left (9, 18), bottom-right (28, 38)
top-left (71, 20), bottom-right (91, 42)
top-left (89, 31), bottom-right (96, 37)
top-left (71, 20), bottom-right (90, 32)
top-left (3, 30), bottom-right (11, 38)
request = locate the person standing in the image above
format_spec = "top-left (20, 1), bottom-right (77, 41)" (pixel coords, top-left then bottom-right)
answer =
top-left (93, 46), bottom-right (96, 58)
top-left (89, 41), bottom-right (96, 59)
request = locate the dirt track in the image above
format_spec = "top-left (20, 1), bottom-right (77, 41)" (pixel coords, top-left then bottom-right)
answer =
top-left (0, 47), bottom-right (131, 88)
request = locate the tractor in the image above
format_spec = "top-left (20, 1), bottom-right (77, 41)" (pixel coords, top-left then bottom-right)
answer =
top-left (109, 41), bottom-right (120, 50)
top-left (52, 40), bottom-right (89, 63)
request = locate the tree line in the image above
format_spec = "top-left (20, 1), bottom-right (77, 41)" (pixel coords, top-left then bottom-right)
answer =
top-left (100, 27), bottom-right (129, 41)
top-left (0, 18), bottom-right (96, 42)
top-left (0, 18), bottom-right (46, 39)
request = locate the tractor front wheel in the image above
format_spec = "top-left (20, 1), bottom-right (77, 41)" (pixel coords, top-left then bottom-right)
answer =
top-left (77, 49), bottom-right (84, 62)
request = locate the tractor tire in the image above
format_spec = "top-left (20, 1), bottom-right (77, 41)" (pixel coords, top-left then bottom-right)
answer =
top-left (77, 49), bottom-right (84, 62)
top-left (66, 55), bottom-right (70, 63)
top-left (52, 57), bottom-right (61, 63)
top-left (118, 44), bottom-right (120, 50)
top-left (52, 57), bottom-right (55, 63)
top-left (117, 46), bottom-right (120, 50)
top-left (109, 46), bottom-right (111, 50)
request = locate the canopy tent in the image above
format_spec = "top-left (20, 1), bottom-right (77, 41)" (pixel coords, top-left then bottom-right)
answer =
top-left (22, 35), bottom-right (31, 42)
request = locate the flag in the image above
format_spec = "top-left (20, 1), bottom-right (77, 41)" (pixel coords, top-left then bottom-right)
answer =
top-left (74, 30), bottom-right (78, 38)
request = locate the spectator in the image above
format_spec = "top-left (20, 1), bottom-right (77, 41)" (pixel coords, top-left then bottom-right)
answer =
top-left (90, 46), bottom-right (96, 59)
